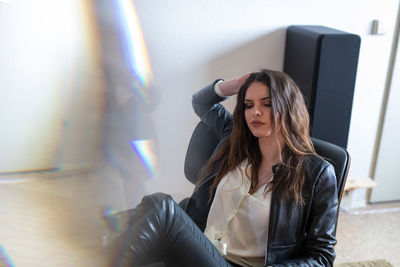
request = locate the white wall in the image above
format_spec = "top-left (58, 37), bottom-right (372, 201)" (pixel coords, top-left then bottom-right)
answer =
top-left (0, 1), bottom-right (105, 173)
top-left (370, 28), bottom-right (400, 202)
top-left (132, 0), bottom-right (400, 202)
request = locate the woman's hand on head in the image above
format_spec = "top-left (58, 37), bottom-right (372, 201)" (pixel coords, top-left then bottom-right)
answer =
top-left (218, 73), bottom-right (250, 97)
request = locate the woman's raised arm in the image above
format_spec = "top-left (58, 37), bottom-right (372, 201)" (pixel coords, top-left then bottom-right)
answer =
top-left (191, 74), bottom-right (248, 140)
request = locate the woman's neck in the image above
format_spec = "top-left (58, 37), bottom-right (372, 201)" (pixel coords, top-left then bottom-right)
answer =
top-left (252, 135), bottom-right (285, 190)
top-left (258, 134), bottom-right (284, 166)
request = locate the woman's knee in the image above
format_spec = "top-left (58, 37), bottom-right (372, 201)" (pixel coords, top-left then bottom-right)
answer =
top-left (138, 193), bottom-right (177, 216)
top-left (128, 193), bottom-right (174, 225)
top-left (141, 192), bottom-right (173, 207)
top-left (140, 194), bottom-right (179, 230)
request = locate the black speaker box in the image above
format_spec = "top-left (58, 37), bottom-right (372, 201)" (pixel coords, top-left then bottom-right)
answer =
top-left (284, 25), bottom-right (361, 148)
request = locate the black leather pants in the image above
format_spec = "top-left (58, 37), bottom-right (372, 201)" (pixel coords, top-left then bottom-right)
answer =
top-left (111, 193), bottom-right (234, 267)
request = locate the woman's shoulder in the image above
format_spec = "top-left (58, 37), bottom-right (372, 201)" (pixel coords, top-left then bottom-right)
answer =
top-left (305, 152), bottom-right (332, 166)
top-left (302, 154), bottom-right (338, 203)
top-left (303, 153), bottom-right (335, 181)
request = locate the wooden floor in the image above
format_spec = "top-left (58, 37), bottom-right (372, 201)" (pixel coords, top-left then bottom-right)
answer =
top-left (0, 166), bottom-right (128, 267)
top-left (335, 202), bottom-right (400, 266)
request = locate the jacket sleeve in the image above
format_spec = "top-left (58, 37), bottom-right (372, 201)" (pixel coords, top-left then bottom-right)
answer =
top-left (273, 163), bottom-right (338, 267)
top-left (192, 80), bottom-right (233, 140)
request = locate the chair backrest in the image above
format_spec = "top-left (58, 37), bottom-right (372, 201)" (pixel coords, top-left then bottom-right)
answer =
top-left (311, 137), bottom-right (350, 208)
top-left (184, 121), bottom-right (350, 207)
top-left (184, 121), bottom-right (221, 184)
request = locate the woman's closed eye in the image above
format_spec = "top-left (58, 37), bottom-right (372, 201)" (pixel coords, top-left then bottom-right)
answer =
top-left (244, 103), bottom-right (271, 109)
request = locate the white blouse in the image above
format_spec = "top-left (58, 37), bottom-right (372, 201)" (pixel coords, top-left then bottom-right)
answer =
top-left (204, 160), bottom-right (272, 267)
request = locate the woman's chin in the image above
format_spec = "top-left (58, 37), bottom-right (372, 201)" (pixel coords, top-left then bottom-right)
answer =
top-left (251, 131), bottom-right (273, 138)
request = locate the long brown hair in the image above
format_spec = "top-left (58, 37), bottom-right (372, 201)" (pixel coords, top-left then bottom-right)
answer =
top-left (198, 69), bottom-right (315, 205)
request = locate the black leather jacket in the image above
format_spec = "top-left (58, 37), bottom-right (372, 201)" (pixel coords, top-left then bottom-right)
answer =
top-left (186, 81), bottom-right (338, 266)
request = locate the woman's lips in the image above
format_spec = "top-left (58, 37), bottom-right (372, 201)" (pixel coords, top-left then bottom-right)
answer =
top-left (250, 121), bottom-right (266, 127)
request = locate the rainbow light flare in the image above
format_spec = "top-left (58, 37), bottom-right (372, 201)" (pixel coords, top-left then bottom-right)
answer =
top-left (0, 245), bottom-right (15, 267)
top-left (101, 206), bottom-right (122, 233)
top-left (130, 139), bottom-right (157, 178)
top-left (115, 0), bottom-right (153, 103)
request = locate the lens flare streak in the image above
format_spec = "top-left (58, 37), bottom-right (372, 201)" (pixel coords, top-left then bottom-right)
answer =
top-left (130, 139), bottom-right (157, 178)
top-left (0, 245), bottom-right (15, 267)
top-left (101, 206), bottom-right (121, 233)
top-left (115, 0), bottom-right (153, 102)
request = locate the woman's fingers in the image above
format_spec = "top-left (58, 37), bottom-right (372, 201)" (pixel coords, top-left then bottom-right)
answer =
top-left (219, 73), bottom-right (250, 96)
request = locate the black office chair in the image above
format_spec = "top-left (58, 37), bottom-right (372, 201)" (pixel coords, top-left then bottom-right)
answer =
top-left (183, 121), bottom-right (350, 212)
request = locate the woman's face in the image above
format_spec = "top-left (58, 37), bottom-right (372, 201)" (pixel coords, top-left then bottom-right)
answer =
top-left (244, 82), bottom-right (275, 138)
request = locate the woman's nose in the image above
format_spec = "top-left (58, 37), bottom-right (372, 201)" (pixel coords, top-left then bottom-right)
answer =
top-left (254, 107), bottom-right (261, 116)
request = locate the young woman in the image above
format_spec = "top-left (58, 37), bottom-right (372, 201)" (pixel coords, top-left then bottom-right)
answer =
top-left (111, 69), bottom-right (338, 266)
